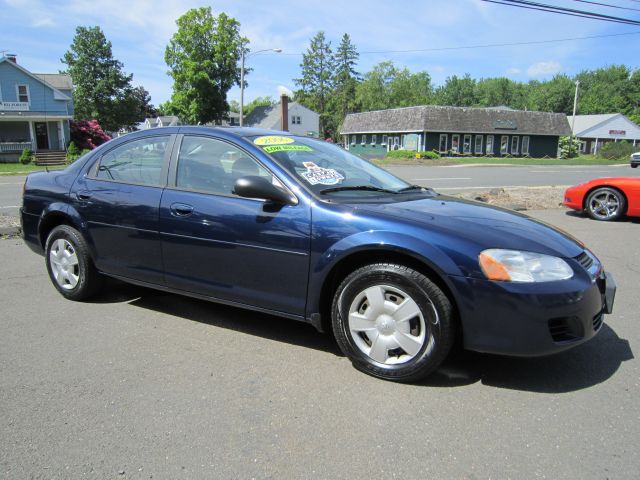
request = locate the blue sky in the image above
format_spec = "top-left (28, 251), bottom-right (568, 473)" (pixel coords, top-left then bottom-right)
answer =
top-left (0, 0), bottom-right (638, 107)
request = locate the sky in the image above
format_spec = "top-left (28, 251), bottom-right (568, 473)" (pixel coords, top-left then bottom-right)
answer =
top-left (0, 0), bottom-right (639, 107)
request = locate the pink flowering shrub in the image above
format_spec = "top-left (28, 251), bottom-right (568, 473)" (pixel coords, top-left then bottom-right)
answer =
top-left (70, 120), bottom-right (111, 150)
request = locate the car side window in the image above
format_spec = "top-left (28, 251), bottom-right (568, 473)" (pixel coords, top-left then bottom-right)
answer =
top-left (96, 136), bottom-right (170, 186)
top-left (176, 136), bottom-right (276, 196)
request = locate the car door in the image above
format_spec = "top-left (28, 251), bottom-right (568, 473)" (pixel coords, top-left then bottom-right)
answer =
top-left (72, 134), bottom-right (175, 284)
top-left (159, 134), bottom-right (311, 316)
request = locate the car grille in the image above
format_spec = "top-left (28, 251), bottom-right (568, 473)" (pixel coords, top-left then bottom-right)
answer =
top-left (548, 317), bottom-right (584, 343)
top-left (575, 251), bottom-right (594, 270)
top-left (592, 313), bottom-right (603, 332)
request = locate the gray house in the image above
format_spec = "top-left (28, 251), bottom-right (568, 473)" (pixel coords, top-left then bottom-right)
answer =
top-left (567, 113), bottom-right (640, 154)
top-left (245, 95), bottom-right (320, 137)
top-left (341, 105), bottom-right (572, 158)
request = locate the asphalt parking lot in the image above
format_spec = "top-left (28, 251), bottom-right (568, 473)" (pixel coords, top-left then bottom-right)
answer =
top-left (1, 209), bottom-right (638, 479)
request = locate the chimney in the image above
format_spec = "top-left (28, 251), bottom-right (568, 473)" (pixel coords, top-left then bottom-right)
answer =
top-left (280, 93), bottom-right (289, 132)
top-left (6, 54), bottom-right (17, 63)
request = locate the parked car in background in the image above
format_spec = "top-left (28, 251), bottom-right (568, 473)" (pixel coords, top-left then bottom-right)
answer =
top-left (21, 127), bottom-right (615, 382)
top-left (563, 177), bottom-right (640, 221)
top-left (631, 152), bottom-right (640, 168)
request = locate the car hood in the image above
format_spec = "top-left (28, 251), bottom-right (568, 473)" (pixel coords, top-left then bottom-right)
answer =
top-left (354, 194), bottom-right (584, 258)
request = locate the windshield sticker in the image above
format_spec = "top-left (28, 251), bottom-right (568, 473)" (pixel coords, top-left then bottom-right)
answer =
top-left (262, 144), bottom-right (313, 154)
top-left (254, 135), bottom-right (295, 146)
top-left (300, 163), bottom-right (344, 186)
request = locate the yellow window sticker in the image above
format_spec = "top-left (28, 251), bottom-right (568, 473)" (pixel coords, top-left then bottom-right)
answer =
top-left (262, 145), bottom-right (313, 153)
top-left (254, 136), bottom-right (295, 146)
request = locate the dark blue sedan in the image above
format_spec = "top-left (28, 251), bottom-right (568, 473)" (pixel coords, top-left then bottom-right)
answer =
top-left (21, 127), bottom-right (616, 382)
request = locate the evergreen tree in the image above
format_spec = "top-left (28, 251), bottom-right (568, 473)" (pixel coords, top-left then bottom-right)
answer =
top-left (332, 33), bottom-right (360, 135)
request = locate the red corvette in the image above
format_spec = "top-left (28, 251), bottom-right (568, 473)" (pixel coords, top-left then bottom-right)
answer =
top-left (563, 177), bottom-right (640, 221)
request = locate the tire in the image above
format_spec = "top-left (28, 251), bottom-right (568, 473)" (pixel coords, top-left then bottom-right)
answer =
top-left (45, 225), bottom-right (103, 300)
top-left (631, 164), bottom-right (638, 169)
top-left (585, 187), bottom-right (626, 221)
top-left (331, 263), bottom-right (455, 382)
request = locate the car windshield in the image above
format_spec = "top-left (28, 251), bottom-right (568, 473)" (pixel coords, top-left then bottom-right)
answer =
top-left (249, 135), bottom-right (413, 196)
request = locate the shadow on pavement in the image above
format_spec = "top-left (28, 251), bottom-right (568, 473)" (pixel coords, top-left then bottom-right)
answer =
top-left (93, 281), bottom-right (633, 393)
top-left (564, 209), bottom-right (640, 224)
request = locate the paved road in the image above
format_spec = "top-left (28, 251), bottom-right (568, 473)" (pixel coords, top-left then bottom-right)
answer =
top-left (1, 210), bottom-right (637, 479)
top-left (0, 176), bottom-right (24, 216)
top-left (387, 164), bottom-right (638, 193)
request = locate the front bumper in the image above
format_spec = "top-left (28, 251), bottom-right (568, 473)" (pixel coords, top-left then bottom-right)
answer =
top-left (449, 268), bottom-right (616, 357)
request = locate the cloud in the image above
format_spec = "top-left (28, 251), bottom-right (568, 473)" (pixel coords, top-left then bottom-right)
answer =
top-left (506, 67), bottom-right (521, 75)
top-left (527, 61), bottom-right (562, 77)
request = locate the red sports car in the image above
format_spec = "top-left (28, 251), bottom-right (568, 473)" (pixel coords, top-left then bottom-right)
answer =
top-left (563, 177), bottom-right (640, 221)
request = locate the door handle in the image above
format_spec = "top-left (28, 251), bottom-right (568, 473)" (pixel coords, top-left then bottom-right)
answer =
top-left (170, 203), bottom-right (194, 217)
top-left (76, 191), bottom-right (92, 201)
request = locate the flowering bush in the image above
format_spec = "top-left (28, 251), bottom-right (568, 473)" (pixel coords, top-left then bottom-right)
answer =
top-left (70, 120), bottom-right (111, 150)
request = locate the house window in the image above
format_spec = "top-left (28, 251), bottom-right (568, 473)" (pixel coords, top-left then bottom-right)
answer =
top-left (463, 134), bottom-right (472, 154)
top-left (451, 134), bottom-right (460, 153)
top-left (361, 134), bottom-right (366, 145)
top-left (522, 136), bottom-right (530, 155)
top-left (291, 115), bottom-right (301, 125)
top-left (17, 84), bottom-right (29, 103)
top-left (511, 136), bottom-right (519, 154)
top-left (475, 135), bottom-right (483, 154)
top-left (486, 135), bottom-right (494, 154)
top-left (351, 135), bottom-right (356, 146)
top-left (500, 135), bottom-right (509, 155)
top-left (439, 134), bottom-right (447, 152)
top-left (381, 135), bottom-right (388, 145)
top-left (371, 134), bottom-right (377, 145)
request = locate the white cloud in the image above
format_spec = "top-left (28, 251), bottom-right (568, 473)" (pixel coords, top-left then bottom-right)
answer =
top-left (506, 67), bottom-right (521, 75)
top-left (527, 61), bottom-right (562, 77)
top-left (277, 85), bottom-right (294, 98)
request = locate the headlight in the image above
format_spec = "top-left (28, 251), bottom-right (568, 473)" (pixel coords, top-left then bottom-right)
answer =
top-left (479, 249), bottom-right (574, 282)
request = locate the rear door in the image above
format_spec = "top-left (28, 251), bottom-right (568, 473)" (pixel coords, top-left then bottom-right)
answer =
top-left (73, 134), bottom-right (175, 284)
top-left (159, 134), bottom-right (311, 316)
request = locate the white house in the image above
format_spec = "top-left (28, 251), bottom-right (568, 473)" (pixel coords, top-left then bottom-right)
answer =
top-left (244, 95), bottom-right (320, 137)
top-left (567, 113), bottom-right (640, 154)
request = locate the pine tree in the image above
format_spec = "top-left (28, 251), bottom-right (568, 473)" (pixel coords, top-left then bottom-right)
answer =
top-left (332, 33), bottom-right (360, 137)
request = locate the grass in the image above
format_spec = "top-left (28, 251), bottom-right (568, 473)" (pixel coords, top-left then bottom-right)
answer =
top-left (371, 154), bottom-right (627, 167)
top-left (0, 163), bottom-right (65, 175)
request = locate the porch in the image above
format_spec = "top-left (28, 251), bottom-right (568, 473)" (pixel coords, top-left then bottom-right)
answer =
top-left (0, 118), bottom-right (69, 161)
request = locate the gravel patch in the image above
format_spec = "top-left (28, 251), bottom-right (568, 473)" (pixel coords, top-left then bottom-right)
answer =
top-left (0, 214), bottom-right (21, 238)
top-left (456, 186), bottom-right (567, 211)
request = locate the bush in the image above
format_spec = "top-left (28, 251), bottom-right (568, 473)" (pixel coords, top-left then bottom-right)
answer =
top-left (598, 140), bottom-right (637, 160)
top-left (385, 150), bottom-right (418, 159)
top-left (19, 147), bottom-right (33, 165)
top-left (423, 151), bottom-right (440, 159)
top-left (70, 119), bottom-right (111, 150)
top-left (559, 136), bottom-right (581, 159)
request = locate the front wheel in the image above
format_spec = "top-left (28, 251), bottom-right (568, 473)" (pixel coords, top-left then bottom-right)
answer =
top-left (45, 225), bottom-right (103, 300)
top-left (585, 187), bottom-right (626, 221)
top-left (331, 263), bottom-right (455, 382)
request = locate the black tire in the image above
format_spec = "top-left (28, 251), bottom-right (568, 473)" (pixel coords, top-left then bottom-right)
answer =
top-left (331, 263), bottom-right (455, 382)
top-left (585, 187), bottom-right (626, 221)
top-left (631, 164), bottom-right (638, 169)
top-left (45, 225), bottom-right (103, 300)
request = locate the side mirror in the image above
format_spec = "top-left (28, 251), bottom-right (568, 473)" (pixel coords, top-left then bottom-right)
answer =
top-left (233, 176), bottom-right (296, 205)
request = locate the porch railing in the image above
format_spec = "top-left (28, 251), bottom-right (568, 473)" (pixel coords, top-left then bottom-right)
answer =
top-left (0, 141), bottom-right (34, 153)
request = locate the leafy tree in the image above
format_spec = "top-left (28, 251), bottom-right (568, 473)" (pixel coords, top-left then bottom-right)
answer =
top-left (165, 7), bottom-right (247, 124)
top-left (62, 26), bottom-right (151, 131)
top-left (475, 77), bottom-right (527, 109)
top-left (527, 75), bottom-right (575, 113)
top-left (70, 120), bottom-right (111, 150)
top-left (229, 96), bottom-right (276, 116)
top-left (434, 74), bottom-right (477, 106)
top-left (355, 61), bottom-right (398, 112)
top-left (295, 31), bottom-right (336, 137)
top-left (388, 69), bottom-right (433, 107)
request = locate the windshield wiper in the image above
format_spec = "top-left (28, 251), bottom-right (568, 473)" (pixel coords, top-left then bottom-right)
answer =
top-left (396, 185), bottom-right (425, 193)
top-left (320, 185), bottom-right (398, 195)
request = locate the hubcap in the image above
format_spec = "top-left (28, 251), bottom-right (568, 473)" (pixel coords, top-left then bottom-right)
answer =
top-left (347, 285), bottom-right (435, 365)
top-left (589, 191), bottom-right (619, 220)
top-left (49, 239), bottom-right (80, 290)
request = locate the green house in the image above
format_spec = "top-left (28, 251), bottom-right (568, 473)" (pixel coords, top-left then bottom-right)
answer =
top-left (340, 105), bottom-right (571, 158)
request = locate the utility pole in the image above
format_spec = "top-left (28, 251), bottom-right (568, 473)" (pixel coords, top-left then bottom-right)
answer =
top-left (570, 80), bottom-right (580, 157)
top-left (239, 47), bottom-right (282, 127)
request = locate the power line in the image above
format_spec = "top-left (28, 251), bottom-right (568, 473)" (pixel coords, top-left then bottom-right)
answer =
top-left (268, 30), bottom-right (640, 56)
top-left (567, 0), bottom-right (640, 12)
top-left (480, 0), bottom-right (640, 25)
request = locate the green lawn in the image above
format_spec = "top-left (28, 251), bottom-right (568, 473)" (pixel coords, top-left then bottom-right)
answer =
top-left (0, 163), bottom-right (65, 175)
top-left (372, 155), bottom-right (626, 167)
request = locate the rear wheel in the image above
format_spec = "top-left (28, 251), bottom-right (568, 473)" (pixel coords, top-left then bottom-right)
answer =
top-left (331, 263), bottom-right (455, 382)
top-left (45, 225), bottom-right (103, 300)
top-left (585, 187), bottom-right (626, 221)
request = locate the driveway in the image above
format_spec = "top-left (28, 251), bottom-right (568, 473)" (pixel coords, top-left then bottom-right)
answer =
top-left (0, 209), bottom-right (637, 478)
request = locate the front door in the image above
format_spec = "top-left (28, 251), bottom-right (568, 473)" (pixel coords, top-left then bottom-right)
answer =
top-left (35, 122), bottom-right (49, 150)
top-left (160, 135), bottom-right (311, 316)
top-left (72, 134), bottom-right (173, 284)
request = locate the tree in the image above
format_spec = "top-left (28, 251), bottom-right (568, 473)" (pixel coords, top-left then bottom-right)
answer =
top-left (62, 26), bottom-right (152, 132)
top-left (331, 33), bottom-right (360, 135)
top-left (527, 74), bottom-right (575, 113)
top-left (230, 96), bottom-right (275, 116)
top-left (295, 31), bottom-right (336, 137)
top-left (70, 120), bottom-right (111, 150)
top-left (165, 6), bottom-right (247, 124)
top-left (434, 74), bottom-right (477, 106)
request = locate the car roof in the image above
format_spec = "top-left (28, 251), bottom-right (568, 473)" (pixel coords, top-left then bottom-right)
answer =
top-left (129, 125), bottom-right (296, 139)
